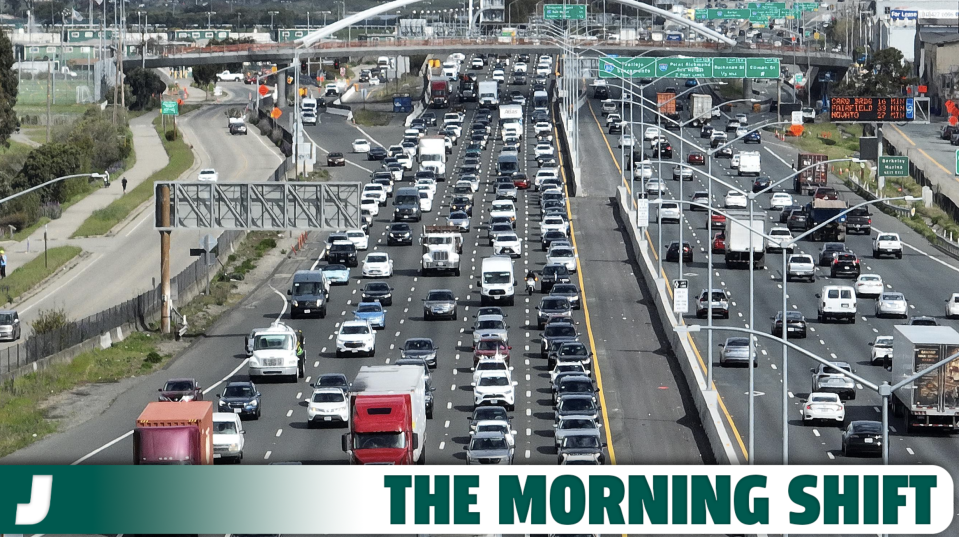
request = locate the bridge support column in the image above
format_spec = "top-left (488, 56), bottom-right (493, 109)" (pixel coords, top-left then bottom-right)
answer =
top-left (277, 65), bottom-right (290, 107)
top-left (742, 77), bottom-right (753, 101)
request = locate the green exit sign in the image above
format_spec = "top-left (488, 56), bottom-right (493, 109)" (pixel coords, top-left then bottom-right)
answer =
top-left (879, 156), bottom-right (909, 177)
top-left (160, 101), bottom-right (179, 116)
top-left (544, 4), bottom-right (586, 19)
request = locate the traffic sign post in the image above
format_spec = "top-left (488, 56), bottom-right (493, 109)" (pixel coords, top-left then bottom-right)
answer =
top-left (829, 97), bottom-right (915, 122)
top-left (791, 111), bottom-right (803, 125)
top-left (673, 279), bottom-right (689, 314)
top-left (160, 101), bottom-right (179, 116)
top-left (954, 150), bottom-right (959, 176)
top-left (599, 57), bottom-right (780, 79)
top-left (878, 156), bottom-right (909, 177)
top-left (544, 4), bottom-right (586, 19)
top-left (636, 198), bottom-right (649, 228)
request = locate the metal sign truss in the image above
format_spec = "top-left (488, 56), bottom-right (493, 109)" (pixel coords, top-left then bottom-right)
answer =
top-left (154, 181), bottom-right (361, 231)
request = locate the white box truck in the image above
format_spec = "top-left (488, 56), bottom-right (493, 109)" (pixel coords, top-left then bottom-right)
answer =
top-left (738, 151), bottom-right (761, 177)
top-left (417, 136), bottom-right (447, 181)
top-left (724, 210), bottom-right (765, 269)
top-left (690, 94), bottom-right (713, 127)
top-left (478, 80), bottom-right (499, 107)
top-left (891, 325), bottom-right (959, 432)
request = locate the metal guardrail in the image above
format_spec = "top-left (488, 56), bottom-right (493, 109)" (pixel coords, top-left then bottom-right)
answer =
top-left (933, 234), bottom-right (959, 260)
top-left (845, 176), bottom-right (914, 217)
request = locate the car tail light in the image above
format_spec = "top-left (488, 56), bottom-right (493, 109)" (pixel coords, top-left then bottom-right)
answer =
top-left (855, 259), bottom-right (860, 264)
top-left (832, 259), bottom-right (838, 265)
top-left (805, 404), bottom-right (812, 410)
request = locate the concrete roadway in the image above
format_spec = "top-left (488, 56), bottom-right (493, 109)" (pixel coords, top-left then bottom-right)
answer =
top-left (584, 81), bottom-right (959, 532)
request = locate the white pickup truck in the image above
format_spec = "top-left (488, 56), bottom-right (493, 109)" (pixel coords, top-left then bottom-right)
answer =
top-left (872, 232), bottom-right (903, 259)
top-left (216, 70), bottom-right (244, 82)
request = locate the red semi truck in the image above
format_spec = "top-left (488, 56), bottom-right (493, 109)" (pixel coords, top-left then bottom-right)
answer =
top-left (341, 365), bottom-right (428, 465)
top-left (133, 401), bottom-right (214, 465)
top-left (429, 79), bottom-right (450, 108)
top-left (794, 152), bottom-right (828, 195)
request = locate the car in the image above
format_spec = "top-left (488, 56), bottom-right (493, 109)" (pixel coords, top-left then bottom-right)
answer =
top-left (802, 107), bottom-right (816, 122)
top-left (216, 381), bottom-right (261, 419)
top-left (472, 370), bottom-right (517, 409)
top-left (536, 296), bottom-right (573, 329)
top-left (327, 240), bottom-right (358, 267)
top-left (540, 263), bottom-right (572, 294)
top-left (645, 178), bottom-right (667, 196)
top-left (386, 223), bottom-right (413, 246)
top-left (554, 415), bottom-right (601, 449)
top-left (724, 191), bottom-right (747, 208)
top-left (842, 420), bottom-right (882, 457)
top-left (197, 168), bottom-right (218, 182)
top-left (495, 182), bottom-right (519, 201)
top-left (352, 139), bottom-right (371, 153)
top-left (785, 210), bottom-right (808, 232)
top-left (465, 431), bottom-right (513, 464)
top-left (730, 153), bottom-right (741, 169)
top-left (644, 126), bottom-right (661, 140)
top-left (366, 146), bottom-right (388, 161)
top-left (719, 337), bottom-right (756, 367)
top-left (652, 142), bottom-right (673, 159)
top-left (689, 191), bottom-right (710, 211)
top-left (608, 120), bottom-right (623, 134)
top-left (417, 191), bottom-right (433, 212)
top-left (947, 293), bottom-right (959, 319)
top-left (725, 120), bottom-right (740, 132)
top-left (327, 152), bottom-right (345, 166)
top-left (813, 186), bottom-right (839, 200)
top-left (401, 337), bottom-right (438, 368)
top-left (549, 283), bottom-right (581, 310)
top-left (353, 301), bottom-right (387, 330)
top-left (735, 113), bottom-right (748, 125)
top-left (769, 192), bottom-right (792, 209)
top-left (335, 320), bottom-right (375, 357)
top-left (360, 196), bottom-right (379, 216)
top-left (685, 78), bottom-right (698, 87)
top-left (744, 130), bottom-right (762, 143)
top-left (320, 264), bottom-right (350, 285)
top-left (818, 243), bottom-right (848, 266)
top-left (811, 362), bottom-right (856, 400)
top-left (212, 413), bottom-right (245, 463)
top-left (711, 232), bottom-right (726, 254)
top-left (700, 124), bottom-right (714, 138)
top-left (0, 310), bottom-right (21, 341)
top-left (541, 321), bottom-right (579, 361)
top-left (469, 406), bottom-right (510, 434)
top-left (656, 201), bottom-right (682, 224)
top-left (555, 394), bottom-right (600, 424)
top-left (446, 210), bottom-right (471, 233)
top-left (541, 230), bottom-right (568, 251)
top-left (715, 146), bottom-right (734, 158)
top-left (830, 253), bottom-right (861, 278)
top-left (361, 281), bottom-right (393, 306)
top-left (763, 226), bottom-right (794, 253)
top-left (697, 289), bottom-right (730, 319)
top-left (736, 126), bottom-right (749, 138)
top-left (872, 232), bottom-right (903, 259)
top-left (665, 241), bottom-right (693, 263)
top-left (423, 289), bottom-right (457, 320)
top-left (854, 274), bottom-right (884, 297)
top-left (492, 232), bottom-right (522, 258)
top-left (865, 335), bottom-right (895, 367)
top-left (557, 430), bottom-right (605, 465)
top-left (687, 152), bottom-right (705, 165)
top-left (618, 134), bottom-right (636, 148)
top-left (473, 358), bottom-right (512, 386)
top-left (473, 337), bottom-right (512, 366)
top-left (779, 204), bottom-right (803, 224)
top-left (306, 387), bottom-right (349, 427)
top-left (908, 316), bottom-right (939, 326)
top-left (801, 392), bottom-right (845, 426)
top-left (771, 310), bottom-right (807, 338)
top-left (534, 144), bottom-right (555, 159)
top-left (672, 166), bottom-right (693, 181)
top-left (546, 246), bottom-right (577, 272)
top-left (472, 316), bottom-right (510, 347)
top-left (751, 176), bottom-right (771, 193)
top-left (158, 378), bottom-right (202, 402)
top-left (229, 122), bottom-right (248, 135)
top-left (471, 57), bottom-right (485, 69)
top-left (345, 228), bottom-right (368, 251)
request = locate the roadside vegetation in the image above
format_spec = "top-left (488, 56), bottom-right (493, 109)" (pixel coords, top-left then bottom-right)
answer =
top-left (353, 109), bottom-right (392, 126)
top-left (0, 246), bottom-right (82, 306)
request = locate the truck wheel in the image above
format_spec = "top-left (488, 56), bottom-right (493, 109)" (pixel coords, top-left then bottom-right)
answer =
top-left (454, 268), bottom-right (461, 276)
top-left (850, 316), bottom-right (856, 324)
top-left (896, 252), bottom-right (902, 259)
top-left (427, 406), bottom-right (433, 419)
top-left (873, 250), bottom-right (879, 258)
top-left (369, 347), bottom-right (376, 357)
top-left (320, 308), bottom-right (327, 319)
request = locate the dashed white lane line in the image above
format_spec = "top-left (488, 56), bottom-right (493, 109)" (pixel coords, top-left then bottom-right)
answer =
top-left (286, 410), bottom-right (293, 417)
top-left (827, 452), bottom-right (835, 460)
top-left (907, 447), bottom-right (915, 455)
top-left (439, 441), bottom-right (446, 450)
top-left (264, 451), bottom-right (272, 460)
top-left (275, 429), bottom-right (283, 437)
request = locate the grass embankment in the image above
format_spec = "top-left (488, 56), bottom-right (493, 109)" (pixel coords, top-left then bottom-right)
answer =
top-left (352, 108), bottom-right (393, 126)
top-left (1, 246), bottom-right (82, 305)
top-left (0, 232), bottom-right (279, 457)
top-left (71, 113), bottom-right (194, 237)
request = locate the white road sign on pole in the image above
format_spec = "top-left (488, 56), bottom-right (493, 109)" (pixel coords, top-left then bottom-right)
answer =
top-left (673, 278), bottom-right (689, 314)
top-left (636, 198), bottom-right (649, 228)
top-left (791, 111), bottom-right (803, 125)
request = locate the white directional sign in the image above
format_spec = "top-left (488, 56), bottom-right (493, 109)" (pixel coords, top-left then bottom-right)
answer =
top-left (791, 111), bottom-right (803, 126)
top-left (636, 198), bottom-right (649, 228)
top-left (673, 278), bottom-right (689, 314)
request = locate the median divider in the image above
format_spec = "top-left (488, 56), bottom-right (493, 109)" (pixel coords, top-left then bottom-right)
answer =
top-left (615, 186), bottom-right (744, 465)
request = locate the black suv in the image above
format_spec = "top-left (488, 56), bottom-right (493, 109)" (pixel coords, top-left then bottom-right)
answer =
top-left (830, 253), bottom-right (861, 278)
top-left (818, 242), bottom-right (848, 266)
top-left (327, 241), bottom-right (358, 267)
top-left (665, 241), bottom-right (693, 263)
top-left (386, 223), bottom-right (413, 246)
top-left (541, 320), bottom-right (579, 360)
top-left (540, 263), bottom-right (572, 294)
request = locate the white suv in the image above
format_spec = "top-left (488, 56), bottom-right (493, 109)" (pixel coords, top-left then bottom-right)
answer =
top-left (472, 370), bottom-right (517, 410)
top-left (306, 387), bottom-right (349, 426)
top-left (212, 412), bottom-right (245, 463)
top-left (335, 320), bottom-right (376, 357)
top-left (872, 232), bottom-right (903, 259)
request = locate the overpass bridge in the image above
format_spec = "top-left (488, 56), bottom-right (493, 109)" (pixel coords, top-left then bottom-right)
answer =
top-left (123, 37), bottom-right (851, 71)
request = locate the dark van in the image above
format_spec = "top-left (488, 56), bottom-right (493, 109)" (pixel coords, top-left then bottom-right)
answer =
top-left (288, 270), bottom-right (329, 318)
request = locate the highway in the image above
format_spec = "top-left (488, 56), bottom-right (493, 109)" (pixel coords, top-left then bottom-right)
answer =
top-left (581, 80), bottom-right (959, 530)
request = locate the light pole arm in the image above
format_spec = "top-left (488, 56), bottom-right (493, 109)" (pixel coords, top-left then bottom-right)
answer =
top-left (0, 173), bottom-right (105, 206)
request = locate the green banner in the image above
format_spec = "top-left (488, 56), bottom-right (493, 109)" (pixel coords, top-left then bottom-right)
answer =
top-left (793, 2), bottom-right (820, 11)
top-left (160, 100), bottom-right (179, 116)
top-left (878, 156), bottom-right (909, 177)
top-left (598, 57), bottom-right (780, 79)
top-left (544, 4), bottom-right (586, 19)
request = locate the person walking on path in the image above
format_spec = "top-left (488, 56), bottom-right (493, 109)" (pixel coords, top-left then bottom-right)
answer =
top-left (121, 177), bottom-right (128, 194)
top-left (0, 249), bottom-right (7, 279)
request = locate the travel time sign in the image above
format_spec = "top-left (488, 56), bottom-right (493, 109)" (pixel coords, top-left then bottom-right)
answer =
top-left (599, 57), bottom-right (780, 79)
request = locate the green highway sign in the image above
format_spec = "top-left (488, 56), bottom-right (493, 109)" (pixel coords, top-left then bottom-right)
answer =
top-left (878, 156), bottom-right (909, 177)
top-left (749, 2), bottom-right (785, 8)
top-left (793, 2), bottom-right (820, 11)
top-left (160, 101), bottom-right (179, 116)
top-left (599, 57), bottom-right (780, 79)
top-left (955, 150), bottom-right (959, 176)
top-left (696, 8), bottom-right (751, 19)
top-left (544, 4), bottom-right (586, 19)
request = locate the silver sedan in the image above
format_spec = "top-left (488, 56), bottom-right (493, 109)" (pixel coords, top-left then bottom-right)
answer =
top-left (875, 292), bottom-right (908, 319)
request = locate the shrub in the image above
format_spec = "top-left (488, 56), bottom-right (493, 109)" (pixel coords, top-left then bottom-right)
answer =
top-left (145, 351), bottom-right (163, 364)
top-left (165, 130), bottom-right (178, 142)
top-left (31, 307), bottom-right (69, 336)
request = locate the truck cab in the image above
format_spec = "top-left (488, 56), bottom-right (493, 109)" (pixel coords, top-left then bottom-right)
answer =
top-left (421, 226), bottom-right (463, 276)
top-left (247, 322), bottom-right (300, 382)
top-left (479, 255), bottom-right (516, 306)
top-left (342, 366), bottom-right (426, 465)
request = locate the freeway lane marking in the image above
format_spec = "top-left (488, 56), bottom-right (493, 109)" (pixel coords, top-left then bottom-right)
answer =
top-left (889, 123), bottom-right (956, 176)
top-left (872, 225), bottom-right (959, 275)
top-left (22, 253), bottom-right (103, 314)
top-left (586, 98), bottom-right (749, 463)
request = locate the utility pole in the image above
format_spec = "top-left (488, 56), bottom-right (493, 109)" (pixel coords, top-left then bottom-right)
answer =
top-left (46, 59), bottom-right (51, 142)
top-left (160, 184), bottom-right (172, 334)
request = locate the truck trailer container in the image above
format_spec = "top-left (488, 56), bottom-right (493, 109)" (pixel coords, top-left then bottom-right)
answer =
top-left (891, 325), bottom-right (959, 432)
top-left (794, 152), bottom-right (828, 194)
top-left (690, 94), bottom-right (713, 127)
top-left (478, 80), bottom-right (499, 107)
top-left (724, 210), bottom-right (765, 269)
top-left (805, 198), bottom-right (847, 241)
top-left (134, 401), bottom-right (214, 465)
top-left (341, 365), bottom-right (428, 464)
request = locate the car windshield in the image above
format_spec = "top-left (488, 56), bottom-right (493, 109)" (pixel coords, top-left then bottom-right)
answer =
top-left (293, 282), bottom-right (322, 295)
top-left (484, 272), bottom-right (512, 284)
top-left (879, 235), bottom-right (897, 241)
top-left (470, 437), bottom-right (509, 451)
top-left (323, 265), bottom-right (347, 273)
top-left (876, 337), bottom-right (893, 347)
top-left (553, 285), bottom-right (576, 294)
top-left (353, 432), bottom-right (406, 450)
top-left (542, 298), bottom-right (568, 310)
top-left (561, 380), bottom-right (592, 392)
top-left (561, 419), bottom-right (594, 430)
top-left (477, 424), bottom-right (509, 436)
top-left (860, 275), bottom-right (880, 282)
top-left (356, 304), bottom-right (381, 313)
top-left (427, 292), bottom-right (454, 301)
top-left (479, 376), bottom-right (510, 387)
top-left (366, 283), bottom-right (390, 293)
top-left (551, 248), bottom-right (574, 257)
top-left (0, 313), bottom-right (14, 324)
top-left (726, 338), bottom-right (748, 348)
top-left (254, 334), bottom-right (293, 351)
top-left (543, 265), bottom-right (569, 276)
top-left (852, 422), bottom-right (882, 433)
top-left (564, 436), bottom-right (600, 449)
top-left (214, 421), bottom-right (237, 434)
top-left (477, 320), bottom-right (505, 330)
top-left (560, 344), bottom-right (588, 356)
top-left (561, 398), bottom-right (596, 412)
top-left (341, 325), bottom-right (370, 335)
top-left (331, 243), bottom-right (353, 252)
top-left (367, 255), bottom-right (388, 263)
top-left (546, 325), bottom-right (577, 337)
top-left (477, 362), bottom-right (505, 372)
top-left (223, 385), bottom-right (253, 398)
top-left (404, 339), bottom-right (432, 351)
top-left (792, 256), bottom-right (813, 264)
top-left (164, 381), bottom-right (194, 391)
top-left (312, 391), bottom-right (345, 403)
top-left (477, 340), bottom-right (508, 352)
top-left (810, 394), bottom-right (839, 403)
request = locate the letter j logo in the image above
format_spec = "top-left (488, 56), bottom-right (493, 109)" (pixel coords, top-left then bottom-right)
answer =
top-left (16, 475), bottom-right (53, 525)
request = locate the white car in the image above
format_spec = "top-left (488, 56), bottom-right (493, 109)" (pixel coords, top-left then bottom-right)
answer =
top-left (770, 192), bottom-right (793, 209)
top-left (634, 163), bottom-right (654, 180)
top-left (513, 62), bottom-right (528, 74)
top-left (534, 144), bottom-right (555, 158)
top-left (618, 134), bottom-right (636, 148)
top-left (492, 69), bottom-right (506, 82)
top-left (801, 392), bottom-right (845, 425)
top-left (415, 178), bottom-right (437, 196)
top-left (534, 169), bottom-right (559, 189)
top-left (854, 274), bottom-right (884, 297)
top-left (736, 126), bottom-right (749, 138)
top-left (724, 191), bottom-right (747, 208)
top-left (455, 179), bottom-right (478, 194)
top-left (657, 202), bottom-right (682, 224)
top-left (368, 76), bottom-right (380, 86)
top-left (540, 215), bottom-right (569, 235)
top-left (395, 153), bottom-right (413, 170)
top-left (306, 387), bottom-right (349, 426)
top-left (212, 412), bottom-right (245, 463)
top-left (473, 358), bottom-right (512, 386)
top-left (335, 320), bottom-right (376, 357)
top-left (534, 121), bottom-right (552, 135)
top-left (870, 336), bottom-right (894, 365)
top-left (362, 184), bottom-right (387, 206)
top-left (471, 57), bottom-right (484, 68)
top-left (605, 113), bottom-right (621, 126)
top-left (418, 191), bottom-right (433, 212)
top-left (197, 168), bottom-right (218, 182)
top-left (493, 233), bottom-right (522, 258)
top-left (735, 113), bottom-right (749, 125)
top-left (360, 195), bottom-right (380, 216)
top-left (875, 291), bottom-right (908, 318)
top-left (644, 126), bottom-right (661, 141)
top-left (472, 370), bottom-right (517, 410)
top-left (362, 252), bottom-right (394, 278)
top-left (730, 154), bottom-right (741, 169)
top-left (471, 419), bottom-right (516, 449)
top-left (550, 362), bottom-right (588, 384)
top-left (535, 63), bottom-right (551, 76)
top-left (872, 232), bottom-right (903, 259)
top-left (947, 293), bottom-right (959, 319)
top-left (346, 229), bottom-right (369, 251)
top-left (546, 246), bottom-right (577, 272)
top-left (489, 200), bottom-right (517, 223)
top-left (352, 139), bottom-right (371, 153)
top-left (645, 178), bottom-right (667, 195)
top-left (767, 227), bottom-right (794, 252)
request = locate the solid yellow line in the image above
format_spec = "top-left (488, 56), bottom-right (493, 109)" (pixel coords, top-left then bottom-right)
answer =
top-left (585, 97), bottom-right (750, 463)
top-left (889, 123), bottom-right (916, 146)
top-left (888, 123), bottom-right (956, 178)
top-left (554, 122), bottom-right (617, 466)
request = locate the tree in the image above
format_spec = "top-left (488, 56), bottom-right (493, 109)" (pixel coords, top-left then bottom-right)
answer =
top-left (832, 47), bottom-right (915, 97)
top-left (192, 64), bottom-right (222, 86)
top-left (14, 143), bottom-right (83, 203)
top-left (0, 28), bottom-right (20, 148)
top-left (125, 67), bottom-right (167, 110)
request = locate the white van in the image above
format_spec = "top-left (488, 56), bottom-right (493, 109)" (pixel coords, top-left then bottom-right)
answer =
top-left (817, 285), bottom-right (857, 323)
top-left (479, 255), bottom-right (516, 306)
